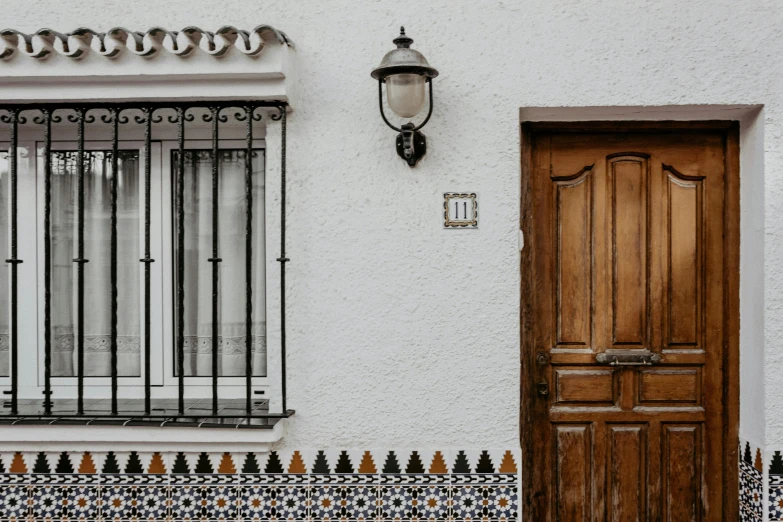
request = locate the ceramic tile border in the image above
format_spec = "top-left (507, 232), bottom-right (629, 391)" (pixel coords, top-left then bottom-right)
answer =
top-left (770, 446), bottom-right (783, 522)
top-left (0, 448), bottom-right (520, 521)
top-left (740, 439), bottom-right (764, 522)
top-left (0, 444), bottom-right (768, 520)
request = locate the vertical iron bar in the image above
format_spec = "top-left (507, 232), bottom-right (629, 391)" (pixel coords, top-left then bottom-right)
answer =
top-left (244, 105), bottom-right (253, 415)
top-left (142, 109), bottom-right (153, 415)
top-left (6, 110), bottom-right (20, 414)
top-left (176, 107), bottom-right (186, 415)
top-left (42, 109), bottom-right (52, 415)
top-left (278, 106), bottom-right (288, 414)
top-left (209, 107), bottom-right (220, 415)
top-left (110, 109), bottom-right (119, 416)
top-left (75, 108), bottom-right (86, 415)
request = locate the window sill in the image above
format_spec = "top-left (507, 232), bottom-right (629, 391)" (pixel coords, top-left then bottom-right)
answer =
top-left (0, 416), bottom-right (289, 452)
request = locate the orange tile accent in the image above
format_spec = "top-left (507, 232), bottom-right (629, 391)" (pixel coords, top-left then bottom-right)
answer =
top-left (78, 452), bottom-right (97, 474)
top-left (288, 451), bottom-right (307, 474)
top-left (147, 452), bottom-right (167, 474)
top-left (498, 450), bottom-right (518, 473)
top-left (218, 453), bottom-right (236, 474)
top-left (9, 452), bottom-right (27, 473)
top-left (428, 451), bottom-right (448, 474)
top-left (357, 451), bottom-right (377, 474)
top-left (755, 448), bottom-right (764, 472)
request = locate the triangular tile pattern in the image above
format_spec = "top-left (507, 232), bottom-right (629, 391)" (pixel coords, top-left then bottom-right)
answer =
top-left (242, 452), bottom-right (261, 474)
top-left (125, 451), bottom-right (144, 474)
top-left (102, 452), bottom-right (121, 474)
top-left (358, 451), bottom-right (377, 474)
top-left (312, 450), bottom-right (330, 474)
top-left (771, 450), bottom-right (783, 476)
top-left (217, 452), bottom-right (236, 474)
top-left (194, 452), bottom-right (213, 474)
top-left (453, 450), bottom-right (471, 473)
top-left (498, 450), bottom-right (518, 473)
top-left (78, 452), bottom-right (97, 474)
top-left (147, 452), bottom-right (167, 474)
top-left (264, 451), bottom-right (285, 473)
top-left (334, 451), bottom-right (354, 473)
top-left (475, 450), bottom-right (495, 473)
top-left (405, 451), bottom-right (426, 473)
top-left (429, 451), bottom-right (448, 474)
top-left (382, 451), bottom-right (402, 474)
top-left (288, 451), bottom-right (308, 473)
top-left (9, 452), bottom-right (27, 473)
top-left (172, 452), bottom-right (190, 474)
top-left (55, 452), bottom-right (74, 473)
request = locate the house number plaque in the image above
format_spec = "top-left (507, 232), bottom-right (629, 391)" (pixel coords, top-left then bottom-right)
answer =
top-left (444, 192), bottom-right (478, 228)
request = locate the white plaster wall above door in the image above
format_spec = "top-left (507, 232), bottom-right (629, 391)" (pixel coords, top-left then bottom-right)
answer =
top-left (0, 0), bottom-right (781, 452)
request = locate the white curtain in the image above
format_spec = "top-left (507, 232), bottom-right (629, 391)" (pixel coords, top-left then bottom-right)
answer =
top-left (51, 151), bottom-right (141, 376)
top-left (179, 149), bottom-right (266, 377)
top-left (0, 153), bottom-right (8, 376)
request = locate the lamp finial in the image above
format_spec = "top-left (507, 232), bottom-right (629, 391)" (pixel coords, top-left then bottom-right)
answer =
top-left (393, 26), bottom-right (413, 48)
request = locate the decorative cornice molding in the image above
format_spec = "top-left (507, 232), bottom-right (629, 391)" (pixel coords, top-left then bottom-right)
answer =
top-left (0, 25), bottom-right (294, 61)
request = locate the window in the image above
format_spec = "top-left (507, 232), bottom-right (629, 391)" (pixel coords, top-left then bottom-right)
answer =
top-left (172, 148), bottom-right (266, 379)
top-left (49, 149), bottom-right (142, 378)
top-left (0, 102), bottom-right (289, 426)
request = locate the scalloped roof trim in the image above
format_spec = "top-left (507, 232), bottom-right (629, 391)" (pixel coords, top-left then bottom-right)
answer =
top-left (0, 25), bottom-right (294, 61)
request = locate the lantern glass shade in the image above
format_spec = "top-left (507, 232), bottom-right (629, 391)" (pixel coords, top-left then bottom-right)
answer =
top-left (385, 73), bottom-right (426, 118)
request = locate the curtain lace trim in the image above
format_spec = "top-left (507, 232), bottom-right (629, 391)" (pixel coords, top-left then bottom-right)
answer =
top-left (183, 335), bottom-right (266, 355)
top-left (52, 334), bottom-right (141, 353)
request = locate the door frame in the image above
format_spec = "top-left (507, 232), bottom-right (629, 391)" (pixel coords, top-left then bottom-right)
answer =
top-left (519, 120), bottom-right (740, 519)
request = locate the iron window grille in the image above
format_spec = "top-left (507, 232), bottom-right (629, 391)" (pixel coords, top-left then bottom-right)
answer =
top-left (0, 100), bottom-right (293, 428)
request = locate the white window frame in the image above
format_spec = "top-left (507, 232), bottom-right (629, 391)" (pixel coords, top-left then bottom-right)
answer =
top-left (0, 127), bottom-right (269, 401)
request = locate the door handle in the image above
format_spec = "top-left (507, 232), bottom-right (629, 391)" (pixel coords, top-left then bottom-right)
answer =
top-left (537, 381), bottom-right (549, 397)
top-left (595, 350), bottom-right (662, 366)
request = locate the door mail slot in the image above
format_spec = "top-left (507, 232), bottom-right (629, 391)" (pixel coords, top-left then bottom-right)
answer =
top-left (595, 350), bottom-right (662, 366)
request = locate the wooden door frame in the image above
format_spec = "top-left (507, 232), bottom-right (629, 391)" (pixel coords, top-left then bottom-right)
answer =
top-left (519, 120), bottom-right (740, 519)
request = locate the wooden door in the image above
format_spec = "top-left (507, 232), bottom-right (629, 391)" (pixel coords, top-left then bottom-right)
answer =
top-left (520, 123), bottom-right (739, 521)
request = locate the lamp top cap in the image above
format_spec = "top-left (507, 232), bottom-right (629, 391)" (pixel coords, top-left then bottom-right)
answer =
top-left (371, 26), bottom-right (439, 81)
top-left (393, 26), bottom-right (413, 48)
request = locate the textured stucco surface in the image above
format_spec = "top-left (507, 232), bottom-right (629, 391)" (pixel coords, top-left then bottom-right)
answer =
top-left (2, 0), bottom-right (782, 449)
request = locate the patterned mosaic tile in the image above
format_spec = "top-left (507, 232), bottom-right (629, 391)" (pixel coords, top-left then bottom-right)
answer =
top-left (0, 449), bottom-right (520, 521)
top-left (0, 481), bottom-right (28, 521)
top-left (102, 482), bottom-right (169, 520)
top-left (239, 484), bottom-right (310, 520)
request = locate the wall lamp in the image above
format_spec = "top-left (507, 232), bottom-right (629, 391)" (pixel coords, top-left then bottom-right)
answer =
top-left (372, 27), bottom-right (438, 167)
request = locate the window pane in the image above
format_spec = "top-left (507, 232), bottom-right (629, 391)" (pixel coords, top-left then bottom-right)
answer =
top-left (173, 149), bottom-right (266, 377)
top-left (50, 151), bottom-right (141, 377)
top-left (0, 152), bottom-right (8, 377)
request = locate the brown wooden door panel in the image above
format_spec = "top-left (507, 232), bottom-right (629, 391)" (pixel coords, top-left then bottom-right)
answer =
top-left (662, 424), bottom-right (703, 522)
top-left (554, 369), bottom-right (617, 405)
top-left (607, 424), bottom-right (647, 522)
top-left (554, 424), bottom-right (594, 521)
top-left (638, 369), bottom-right (701, 405)
top-left (521, 124), bottom-right (739, 521)
top-left (554, 170), bottom-right (593, 348)
top-left (664, 167), bottom-right (703, 349)
top-left (608, 154), bottom-right (649, 348)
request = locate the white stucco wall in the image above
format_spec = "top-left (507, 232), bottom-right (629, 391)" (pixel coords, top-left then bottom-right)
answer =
top-left (2, 0), bottom-right (782, 450)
